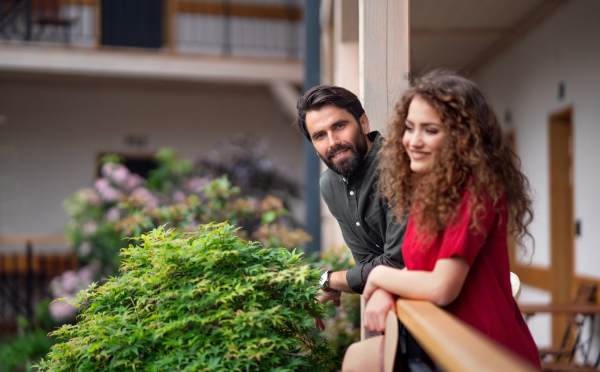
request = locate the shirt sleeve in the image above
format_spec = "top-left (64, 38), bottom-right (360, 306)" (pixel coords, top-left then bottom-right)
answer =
top-left (438, 191), bottom-right (498, 267)
top-left (345, 210), bottom-right (406, 294)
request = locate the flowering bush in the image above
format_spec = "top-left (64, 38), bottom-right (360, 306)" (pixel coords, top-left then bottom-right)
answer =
top-left (58, 147), bottom-right (309, 323)
top-left (48, 262), bottom-right (101, 322)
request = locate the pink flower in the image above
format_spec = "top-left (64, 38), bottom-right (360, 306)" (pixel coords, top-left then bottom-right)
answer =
top-left (125, 174), bottom-right (144, 191)
top-left (101, 163), bottom-right (117, 178)
top-left (83, 222), bottom-right (97, 235)
top-left (111, 166), bottom-right (129, 187)
top-left (78, 242), bottom-right (92, 257)
top-left (131, 187), bottom-right (159, 208)
top-left (56, 270), bottom-right (78, 293)
top-left (99, 186), bottom-right (120, 202)
top-left (173, 190), bottom-right (186, 203)
top-left (104, 207), bottom-right (120, 222)
top-left (81, 188), bottom-right (101, 206)
top-left (93, 178), bottom-right (109, 193)
top-left (50, 297), bottom-right (78, 321)
top-left (186, 177), bottom-right (210, 193)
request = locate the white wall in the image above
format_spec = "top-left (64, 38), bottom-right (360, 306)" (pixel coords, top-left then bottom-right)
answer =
top-left (476, 0), bottom-right (600, 277)
top-left (0, 73), bottom-right (304, 236)
top-left (475, 0), bottom-right (600, 353)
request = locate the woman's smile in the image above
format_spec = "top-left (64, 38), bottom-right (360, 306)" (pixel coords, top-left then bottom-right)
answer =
top-left (403, 96), bottom-right (446, 173)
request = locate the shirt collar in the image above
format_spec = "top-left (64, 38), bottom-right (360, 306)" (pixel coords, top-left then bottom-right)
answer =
top-left (342, 131), bottom-right (381, 183)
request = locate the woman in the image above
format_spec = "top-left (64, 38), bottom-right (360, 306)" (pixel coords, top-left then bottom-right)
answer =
top-left (363, 71), bottom-right (541, 368)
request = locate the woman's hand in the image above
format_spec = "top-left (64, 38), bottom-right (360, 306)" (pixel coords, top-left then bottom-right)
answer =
top-left (364, 288), bottom-right (396, 332)
top-left (363, 265), bottom-right (387, 301)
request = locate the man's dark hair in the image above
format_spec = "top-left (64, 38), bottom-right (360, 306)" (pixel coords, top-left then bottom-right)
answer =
top-left (294, 85), bottom-right (365, 142)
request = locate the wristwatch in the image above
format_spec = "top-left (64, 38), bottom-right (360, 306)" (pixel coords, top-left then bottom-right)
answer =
top-left (319, 270), bottom-right (339, 292)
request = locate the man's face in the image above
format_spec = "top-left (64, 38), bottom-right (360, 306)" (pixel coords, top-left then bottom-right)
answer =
top-left (305, 105), bottom-right (372, 176)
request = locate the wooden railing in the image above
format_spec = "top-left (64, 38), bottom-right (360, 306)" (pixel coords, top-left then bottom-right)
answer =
top-left (396, 299), bottom-right (538, 372)
top-left (0, 235), bottom-right (74, 276)
top-left (0, 235), bottom-right (76, 336)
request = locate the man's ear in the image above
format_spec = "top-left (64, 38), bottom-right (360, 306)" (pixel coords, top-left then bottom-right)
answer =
top-left (360, 113), bottom-right (370, 135)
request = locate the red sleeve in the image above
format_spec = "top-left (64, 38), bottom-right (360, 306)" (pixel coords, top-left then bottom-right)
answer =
top-left (437, 190), bottom-right (498, 267)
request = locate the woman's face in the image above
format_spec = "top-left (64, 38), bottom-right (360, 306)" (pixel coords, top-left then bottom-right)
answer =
top-left (402, 96), bottom-right (446, 174)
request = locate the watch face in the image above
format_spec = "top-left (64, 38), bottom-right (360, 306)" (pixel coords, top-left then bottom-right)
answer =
top-left (319, 272), bottom-right (327, 286)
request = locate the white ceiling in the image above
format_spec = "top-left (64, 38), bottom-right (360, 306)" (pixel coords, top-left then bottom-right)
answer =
top-left (409, 0), bottom-right (569, 75)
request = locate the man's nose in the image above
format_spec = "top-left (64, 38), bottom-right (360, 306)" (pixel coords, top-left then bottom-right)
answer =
top-left (327, 131), bottom-right (341, 148)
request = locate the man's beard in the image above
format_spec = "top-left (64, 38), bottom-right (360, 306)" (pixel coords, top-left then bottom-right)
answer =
top-left (319, 133), bottom-right (369, 176)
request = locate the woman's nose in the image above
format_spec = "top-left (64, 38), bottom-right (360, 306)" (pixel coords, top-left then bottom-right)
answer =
top-left (409, 131), bottom-right (423, 147)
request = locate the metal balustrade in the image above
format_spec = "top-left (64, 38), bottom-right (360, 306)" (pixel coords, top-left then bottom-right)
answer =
top-left (0, 237), bottom-right (76, 340)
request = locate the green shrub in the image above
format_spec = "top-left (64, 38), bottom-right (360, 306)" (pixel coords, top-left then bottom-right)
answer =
top-left (36, 223), bottom-right (339, 371)
top-left (0, 329), bottom-right (56, 372)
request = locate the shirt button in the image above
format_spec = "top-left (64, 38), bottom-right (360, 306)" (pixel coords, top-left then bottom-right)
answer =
top-left (356, 222), bottom-right (360, 226)
top-left (349, 191), bottom-right (355, 196)
top-left (343, 177), bottom-right (347, 182)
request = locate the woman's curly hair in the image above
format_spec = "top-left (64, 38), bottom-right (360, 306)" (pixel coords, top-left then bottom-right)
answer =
top-left (378, 70), bottom-right (534, 251)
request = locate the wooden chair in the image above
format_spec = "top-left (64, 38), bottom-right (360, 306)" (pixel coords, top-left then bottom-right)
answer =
top-left (538, 282), bottom-right (598, 370)
top-left (31, 0), bottom-right (75, 42)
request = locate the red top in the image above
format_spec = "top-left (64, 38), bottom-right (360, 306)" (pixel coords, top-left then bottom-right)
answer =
top-left (402, 190), bottom-right (541, 369)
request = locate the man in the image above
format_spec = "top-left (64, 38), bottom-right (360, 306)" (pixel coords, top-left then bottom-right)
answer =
top-left (294, 85), bottom-right (406, 330)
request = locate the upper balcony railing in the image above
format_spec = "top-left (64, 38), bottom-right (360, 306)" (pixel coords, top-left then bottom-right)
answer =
top-left (0, 0), bottom-right (303, 59)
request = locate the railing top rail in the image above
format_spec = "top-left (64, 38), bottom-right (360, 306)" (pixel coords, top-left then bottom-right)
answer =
top-left (396, 299), bottom-right (538, 372)
top-left (0, 235), bottom-right (65, 246)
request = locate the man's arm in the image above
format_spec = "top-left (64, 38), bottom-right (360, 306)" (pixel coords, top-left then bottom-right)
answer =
top-left (315, 270), bottom-right (355, 305)
top-left (327, 270), bottom-right (355, 293)
top-left (345, 213), bottom-right (406, 293)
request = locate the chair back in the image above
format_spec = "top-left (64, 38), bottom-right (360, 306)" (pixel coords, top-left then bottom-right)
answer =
top-left (510, 272), bottom-right (521, 301)
top-left (573, 282), bottom-right (597, 305)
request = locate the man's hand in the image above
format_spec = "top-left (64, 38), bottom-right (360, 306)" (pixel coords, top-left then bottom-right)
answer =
top-left (364, 288), bottom-right (396, 332)
top-left (315, 288), bottom-right (342, 306)
top-left (314, 289), bottom-right (342, 331)
top-left (314, 317), bottom-right (326, 331)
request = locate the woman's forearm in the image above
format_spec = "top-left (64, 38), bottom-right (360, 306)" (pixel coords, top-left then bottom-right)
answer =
top-left (365, 257), bottom-right (470, 306)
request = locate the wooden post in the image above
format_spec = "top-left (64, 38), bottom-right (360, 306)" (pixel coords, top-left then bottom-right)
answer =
top-left (358, 0), bottom-right (410, 340)
top-left (165, 0), bottom-right (178, 53)
top-left (359, 0), bottom-right (410, 134)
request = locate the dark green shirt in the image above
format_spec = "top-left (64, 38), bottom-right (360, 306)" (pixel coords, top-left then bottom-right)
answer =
top-left (320, 132), bottom-right (406, 294)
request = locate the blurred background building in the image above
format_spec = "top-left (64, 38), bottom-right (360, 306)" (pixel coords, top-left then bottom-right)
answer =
top-left (1, 0), bottom-right (599, 368)
top-left (0, 0), bottom-right (305, 239)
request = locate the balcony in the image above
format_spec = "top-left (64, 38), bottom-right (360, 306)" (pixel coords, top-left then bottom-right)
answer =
top-left (0, 0), bottom-right (304, 84)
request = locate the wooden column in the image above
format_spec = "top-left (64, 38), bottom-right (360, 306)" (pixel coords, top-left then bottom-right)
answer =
top-left (359, 0), bottom-right (410, 133)
top-left (358, 0), bottom-right (410, 340)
